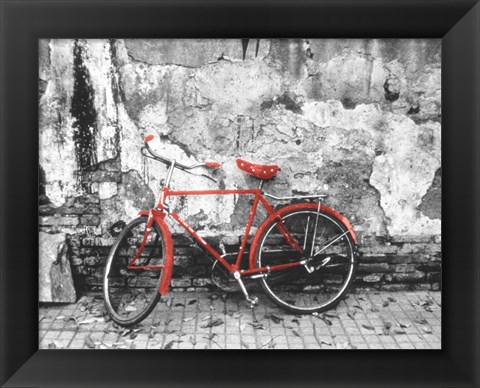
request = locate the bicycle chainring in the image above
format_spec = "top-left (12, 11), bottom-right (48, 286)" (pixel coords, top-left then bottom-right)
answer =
top-left (211, 259), bottom-right (240, 293)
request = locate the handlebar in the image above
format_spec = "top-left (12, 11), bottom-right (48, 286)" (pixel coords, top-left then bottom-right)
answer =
top-left (142, 134), bottom-right (222, 171)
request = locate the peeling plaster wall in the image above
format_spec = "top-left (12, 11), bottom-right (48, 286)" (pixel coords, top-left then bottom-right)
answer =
top-left (39, 39), bottom-right (441, 293)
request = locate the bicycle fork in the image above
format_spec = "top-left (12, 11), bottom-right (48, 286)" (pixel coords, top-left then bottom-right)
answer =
top-left (234, 271), bottom-right (258, 309)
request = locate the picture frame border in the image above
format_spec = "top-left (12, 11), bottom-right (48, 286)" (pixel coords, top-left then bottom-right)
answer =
top-left (1, 0), bottom-right (479, 386)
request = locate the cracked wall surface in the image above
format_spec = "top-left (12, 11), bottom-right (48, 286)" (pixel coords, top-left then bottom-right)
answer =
top-left (39, 39), bottom-right (441, 294)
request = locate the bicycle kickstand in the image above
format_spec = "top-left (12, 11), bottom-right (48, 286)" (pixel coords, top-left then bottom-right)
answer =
top-left (234, 272), bottom-right (258, 309)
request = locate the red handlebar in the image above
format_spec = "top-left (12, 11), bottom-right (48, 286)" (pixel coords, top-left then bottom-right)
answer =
top-left (205, 161), bottom-right (222, 169)
top-left (144, 134), bottom-right (155, 143)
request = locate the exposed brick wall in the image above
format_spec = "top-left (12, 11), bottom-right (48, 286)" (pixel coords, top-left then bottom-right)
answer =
top-left (39, 204), bottom-right (441, 293)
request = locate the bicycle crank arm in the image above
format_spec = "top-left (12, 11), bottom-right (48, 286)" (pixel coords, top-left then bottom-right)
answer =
top-left (234, 271), bottom-right (258, 308)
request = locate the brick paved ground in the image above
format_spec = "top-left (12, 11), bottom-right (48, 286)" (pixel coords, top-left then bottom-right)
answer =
top-left (39, 290), bottom-right (441, 350)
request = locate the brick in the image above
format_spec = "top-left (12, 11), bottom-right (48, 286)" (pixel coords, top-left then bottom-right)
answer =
top-left (390, 235), bottom-right (434, 243)
top-left (394, 264), bottom-right (416, 273)
top-left (426, 272), bottom-right (441, 282)
top-left (380, 284), bottom-right (411, 292)
top-left (171, 278), bottom-right (191, 288)
top-left (412, 283), bottom-right (432, 291)
top-left (80, 215), bottom-right (100, 226)
top-left (398, 243), bottom-right (441, 255)
top-left (40, 216), bottom-right (79, 227)
top-left (359, 245), bottom-right (398, 255)
top-left (358, 263), bottom-right (390, 273)
top-left (84, 256), bottom-right (103, 266)
top-left (362, 274), bottom-right (383, 283)
top-left (392, 271), bottom-right (425, 283)
top-left (193, 278), bottom-right (212, 287)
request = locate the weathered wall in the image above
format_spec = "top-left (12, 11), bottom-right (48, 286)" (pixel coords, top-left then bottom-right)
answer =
top-left (39, 39), bottom-right (441, 296)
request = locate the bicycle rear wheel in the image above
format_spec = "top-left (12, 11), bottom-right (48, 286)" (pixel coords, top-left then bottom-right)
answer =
top-left (255, 206), bottom-right (356, 314)
top-left (103, 216), bottom-right (165, 326)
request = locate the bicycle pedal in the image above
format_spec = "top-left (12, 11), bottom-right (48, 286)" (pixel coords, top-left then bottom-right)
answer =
top-left (247, 296), bottom-right (258, 308)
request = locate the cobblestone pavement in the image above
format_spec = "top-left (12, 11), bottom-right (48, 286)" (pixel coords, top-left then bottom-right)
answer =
top-left (39, 290), bottom-right (441, 350)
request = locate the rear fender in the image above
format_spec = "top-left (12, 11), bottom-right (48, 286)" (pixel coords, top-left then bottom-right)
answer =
top-left (137, 209), bottom-right (173, 295)
top-left (249, 202), bottom-right (357, 269)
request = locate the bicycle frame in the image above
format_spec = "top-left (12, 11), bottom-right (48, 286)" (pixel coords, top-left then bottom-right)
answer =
top-left (138, 186), bottom-right (305, 277)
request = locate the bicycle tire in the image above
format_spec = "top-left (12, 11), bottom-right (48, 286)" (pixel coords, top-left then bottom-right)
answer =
top-left (103, 216), bottom-right (164, 326)
top-left (255, 204), bottom-right (357, 314)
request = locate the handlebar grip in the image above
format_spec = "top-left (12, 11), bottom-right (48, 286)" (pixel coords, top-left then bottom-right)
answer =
top-left (144, 134), bottom-right (155, 143)
top-left (205, 161), bottom-right (222, 169)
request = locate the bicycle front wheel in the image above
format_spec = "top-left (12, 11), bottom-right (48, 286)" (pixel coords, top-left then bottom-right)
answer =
top-left (255, 206), bottom-right (357, 314)
top-left (103, 216), bottom-right (165, 326)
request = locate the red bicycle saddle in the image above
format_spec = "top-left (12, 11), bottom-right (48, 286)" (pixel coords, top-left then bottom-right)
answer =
top-left (236, 158), bottom-right (280, 180)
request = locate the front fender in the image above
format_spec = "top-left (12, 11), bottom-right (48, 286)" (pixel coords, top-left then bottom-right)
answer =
top-left (249, 202), bottom-right (357, 269)
top-left (138, 209), bottom-right (174, 295)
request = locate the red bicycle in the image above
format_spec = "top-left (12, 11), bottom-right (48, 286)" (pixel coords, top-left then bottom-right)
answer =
top-left (103, 134), bottom-right (358, 326)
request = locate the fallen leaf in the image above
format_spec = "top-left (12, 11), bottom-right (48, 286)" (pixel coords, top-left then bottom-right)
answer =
top-left (292, 330), bottom-right (301, 337)
top-left (399, 323), bottom-right (411, 328)
top-left (382, 301), bottom-right (389, 307)
top-left (259, 338), bottom-right (274, 349)
top-left (124, 305), bottom-right (137, 312)
top-left (316, 315), bottom-right (332, 326)
top-left (121, 329), bottom-right (132, 337)
top-left (422, 326), bottom-right (432, 334)
top-left (265, 314), bottom-right (283, 324)
top-left (292, 318), bottom-right (300, 325)
top-left (370, 304), bottom-right (379, 313)
top-left (393, 329), bottom-right (406, 335)
top-left (56, 315), bottom-right (65, 320)
top-left (164, 340), bottom-right (175, 349)
top-left (130, 333), bottom-right (137, 340)
top-left (413, 318), bottom-right (428, 325)
top-left (175, 303), bottom-right (185, 308)
top-left (204, 333), bottom-right (217, 341)
top-left (248, 322), bottom-right (266, 330)
top-left (183, 317), bottom-right (194, 323)
top-left (387, 296), bottom-right (397, 303)
top-left (352, 305), bottom-right (363, 310)
top-left (201, 318), bottom-right (224, 328)
top-left (321, 340), bottom-right (332, 347)
top-left (202, 315), bottom-right (212, 321)
top-left (362, 324), bottom-right (375, 331)
top-left (189, 336), bottom-right (196, 345)
top-left (384, 321), bottom-right (392, 330)
top-left (382, 328), bottom-right (391, 336)
top-left (69, 316), bottom-right (79, 325)
top-left (84, 336), bottom-right (95, 349)
top-left (78, 318), bottom-right (99, 325)
top-left (239, 323), bottom-right (246, 332)
top-left (347, 310), bottom-right (357, 320)
top-left (164, 317), bottom-right (173, 326)
top-left (48, 342), bottom-right (57, 349)
top-left (188, 299), bottom-right (197, 305)
top-left (164, 328), bottom-right (176, 334)
top-left (324, 312), bottom-right (339, 319)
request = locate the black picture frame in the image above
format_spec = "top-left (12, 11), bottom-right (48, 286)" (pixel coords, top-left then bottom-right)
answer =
top-left (1, 0), bottom-right (479, 387)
